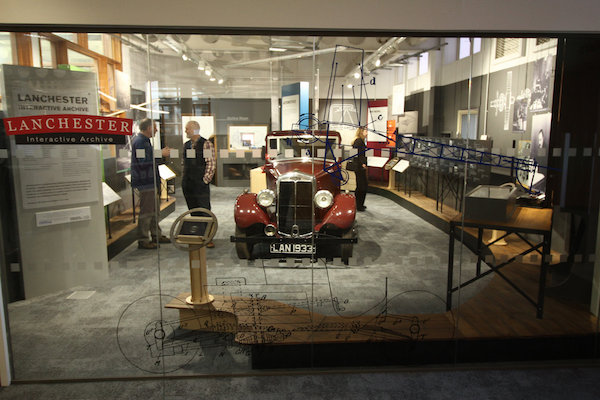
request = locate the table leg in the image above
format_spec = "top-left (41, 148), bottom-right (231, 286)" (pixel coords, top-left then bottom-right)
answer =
top-left (476, 228), bottom-right (483, 276)
top-left (106, 205), bottom-right (112, 239)
top-left (447, 223), bottom-right (455, 311)
top-left (440, 176), bottom-right (444, 213)
top-left (436, 172), bottom-right (440, 211)
top-left (537, 233), bottom-right (551, 318)
top-left (455, 176), bottom-right (459, 210)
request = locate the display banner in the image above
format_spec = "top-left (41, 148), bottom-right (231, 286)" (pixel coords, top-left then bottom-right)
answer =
top-left (367, 99), bottom-right (388, 142)
top-left (4, 114), bottom-right (133, 144)
top-left (281, 82), bottom-right (309, 130)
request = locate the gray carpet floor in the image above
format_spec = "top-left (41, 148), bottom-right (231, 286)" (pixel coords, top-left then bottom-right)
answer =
top-left (5, 186), bottom-right (534, 382)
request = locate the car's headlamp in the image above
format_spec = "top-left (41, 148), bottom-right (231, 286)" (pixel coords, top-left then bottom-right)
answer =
top-left (314, 190), bottom-right (334, 209)
top-left (256, 189), bottom-right (276, 207)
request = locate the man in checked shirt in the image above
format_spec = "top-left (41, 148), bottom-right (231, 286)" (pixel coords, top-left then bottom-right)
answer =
top-left (182, 120), bottom-right (216, 248)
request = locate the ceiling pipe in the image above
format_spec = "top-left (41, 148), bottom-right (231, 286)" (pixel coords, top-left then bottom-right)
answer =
top-left (224, 46), bottom-right (353, 68)
top-left (345, 37), bottom-right (407, 81)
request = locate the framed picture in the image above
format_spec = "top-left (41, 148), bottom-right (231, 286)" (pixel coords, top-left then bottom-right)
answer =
top-left (228, 125), bottom-right (268, 150)
top-left (397, 111), bottom-right (418, 134)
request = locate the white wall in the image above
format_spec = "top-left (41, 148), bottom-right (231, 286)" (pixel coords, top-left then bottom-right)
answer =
top-left (406, 37), bottom-right (558, 96)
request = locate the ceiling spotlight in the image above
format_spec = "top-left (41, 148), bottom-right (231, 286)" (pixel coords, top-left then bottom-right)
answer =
top-left (218, 79), bottom-right (224, 84)
top-left (210, 77), bottom-right (216, 82)
top-left (375, 58), bottom-right (381, 67)
top-left (205, 69), bottom-right (212, 76)
top-left (182, 54), bottom-right (189, 61)
top-left (353, 72), bottom-right (360, 79)
top-left (197, 63), bottom-right (205, 71)
top-left (347, 84), bottom-right (353, 89)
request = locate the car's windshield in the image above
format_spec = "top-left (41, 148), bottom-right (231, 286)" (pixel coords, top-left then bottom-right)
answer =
top-left (267, 135), bottom-right (340, 160)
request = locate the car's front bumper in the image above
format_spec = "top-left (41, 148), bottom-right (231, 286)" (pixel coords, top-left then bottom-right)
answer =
top-left (230, 232), bottom-right (357, 259)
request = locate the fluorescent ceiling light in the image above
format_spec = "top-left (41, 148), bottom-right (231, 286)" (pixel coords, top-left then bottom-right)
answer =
top-left (375, 58), bottom-right (381, 67)
top-left (269, 47), bottom-right (287, 52)
top-left (130, 104), bottom-right (170, 114)
top-left (218, 79), bottom-right (224, 84)
top-left (209, 77), bottom-right (216, 82)
top-left (98, 90), bottom-right (116, 102)
top-left (106, 110), bottom-right (126, 117)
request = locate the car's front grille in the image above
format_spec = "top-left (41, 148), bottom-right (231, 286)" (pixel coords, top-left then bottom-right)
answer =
top-left (277, 176), bottom-right (313, 236)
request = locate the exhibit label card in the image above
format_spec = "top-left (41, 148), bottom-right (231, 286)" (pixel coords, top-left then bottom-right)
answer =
top-left (35, 206), bottom-right (92, 227)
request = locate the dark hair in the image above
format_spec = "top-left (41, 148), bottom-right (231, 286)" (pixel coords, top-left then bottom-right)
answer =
top-left (139, 118), bottom-right (154, 132)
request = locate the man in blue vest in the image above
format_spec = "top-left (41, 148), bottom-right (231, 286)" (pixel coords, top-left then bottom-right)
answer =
top-left (182, 120), bottom-right (216, 247)
top-left (131, 118), bottom-right (170, 249)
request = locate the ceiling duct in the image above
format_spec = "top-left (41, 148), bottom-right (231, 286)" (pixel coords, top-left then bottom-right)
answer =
top-left (345, 37), bottom-right (407, 80)
top-left (171, 34), bottom-right (190, 43)
top-left (203, 35), bottom-right (220, 44)
top-left (115, 34), bottom-right (164, 53)
top-left (348, 37), bottom-right (366, 45)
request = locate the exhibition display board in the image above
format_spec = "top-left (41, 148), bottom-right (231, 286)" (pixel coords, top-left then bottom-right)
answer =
top-left (0, 65), bottom-right (109, 298)
top-left (0, 31), bottom-right (598, 390)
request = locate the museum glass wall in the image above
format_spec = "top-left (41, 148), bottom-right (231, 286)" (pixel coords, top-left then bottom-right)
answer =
top-left (0, 32), bottom-right (598, 384)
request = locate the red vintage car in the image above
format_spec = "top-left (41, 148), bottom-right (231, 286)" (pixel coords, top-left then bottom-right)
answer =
top-left (231, 130), bottom-right (357, 264)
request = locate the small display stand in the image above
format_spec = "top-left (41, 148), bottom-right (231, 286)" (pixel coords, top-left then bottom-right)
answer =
top-left (170, 208), bottom-right (217, 305)
top-left (102, 182), bottom-right (121, 239)
top-left (165, 208), bottom-right (235, 331)
top-left (124, 174), bottom-right (136, 223)
top-left (388, 158), bottom-right (410, 190)
top-left (158, 164), bottom-right (176, 201)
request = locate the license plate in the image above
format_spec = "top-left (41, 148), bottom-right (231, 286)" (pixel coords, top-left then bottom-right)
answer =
top-left (269, 243), bottom-right (314, 254)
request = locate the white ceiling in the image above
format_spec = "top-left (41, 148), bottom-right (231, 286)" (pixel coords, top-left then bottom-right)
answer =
top-left (121, 34), bottom-right (440, 99)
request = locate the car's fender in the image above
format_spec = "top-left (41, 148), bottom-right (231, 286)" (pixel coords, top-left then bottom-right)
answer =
top-left (314, 193), bottom-right (356, 232)
top-left (234, 192), bottom-right (270, 229)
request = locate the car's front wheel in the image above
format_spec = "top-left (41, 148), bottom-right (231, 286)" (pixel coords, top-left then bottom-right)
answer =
top-left (235, 226), bottom-right (254, 260)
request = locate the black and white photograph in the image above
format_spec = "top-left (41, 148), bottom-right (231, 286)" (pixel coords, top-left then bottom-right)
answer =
top-left (530, 112), bottom-right (551, 162)
top-left (529, 55), bottom-right (554, 112)
top-left (512, 95), bottom-right (528, 132)
top-left (529, 113), bottom-right (552, 192)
